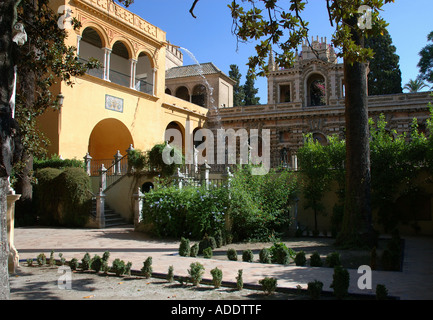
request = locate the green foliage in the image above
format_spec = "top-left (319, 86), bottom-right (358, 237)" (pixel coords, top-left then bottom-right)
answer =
top-left (297, 134), bottom-right (333, 233)
top-left (203, 247), bottom-right (213, 259)
top-left (243, 72), bottom-right (260, 106)
top-left (418, 31), bottom-right (433, 85)
top-left (141, 257), bottom-right (152, 279)
top-left (142, 183), bottom-right (228, 239)
top-left (111, 259), bottom-right (127, 277)
top-left (308, 280), bottom-right (323, 300)
top-left (365, 29), bottom-right (402, 95)
top-left (91, 255), bottom-right (103, 273)
top-left (148, 143), bottom-right (183, 177)
top-left (199, 235), bottom-right (217, 254)
top-left (69, 258), bottom-right (79, 271)
top-left (229, 64), bottom-right (245, 107)
top-left (294, 251), bottom-right (307, 266)
top-left (242, 250), bottom-right (254, 263)
top-left (37, 253), bottom-right (46, 266)
top-left (269, 243), bottom-right (295, 265)
top-left (34, 155), bottom-right (84, 171)
top-left (27, 259), bottom-right (33, 267)
top-left (330, 266), bottom-right (350, 300)
top-left (81, 253), bottom-right (92, 271)
top-left (326, 252), bottom-right (341, 268)
top-left (34, 167), bottom-right (92, 227)
top-left (167, 266), bottom-right (174, 283)
top-left (227, 248), bottom-right (238, 261)
top-left (229, 167), bottom-right (298, 241)
top-left (102, 252), bottom-right (110, 274)
top-left (210, 267), bottom-right (223, 289)
top-left (179, 237), bottom-right (191, 257)
top-left (190, 243), bottom-right (199, 257)
top-left (310, 252), bottom-right (323, 267)
top-left (188, 262), bottom-right (205, 286)
top-left (259, 277), bottom-right (277, 295)
top-left (236, 270), bottom-right (244, 291)
top-left (376, 284), bottom-right (389, 300)
top-left (127, 149), bottom-right (148, 172)
top-left (259, 248), bottom-right (271, 264)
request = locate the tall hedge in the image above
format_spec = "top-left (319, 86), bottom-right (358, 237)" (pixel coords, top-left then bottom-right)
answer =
top-left (34, 167), bottom-right (92, 227)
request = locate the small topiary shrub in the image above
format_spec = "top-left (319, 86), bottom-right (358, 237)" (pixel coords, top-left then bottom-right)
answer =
top-left (49, 250), bottom-right (56, 267)
top-left (376, 284), bottom-right (389, 300)
top-left (236, 269), bottom-right (243, 291)
top-left (59, 253), bottom-right (66, 266)
top-left (111, 258), bottom-right (127, 277)
top-left (259, 277), bottom-right (277, 295)
top-left (188, 262), bottom-right (205, 286)
top-left (91, 255), bottom-right (103, 273)
top-left (330, 266), bottom-right (350, 299)
top-left (199, 235), bottom-right (217, 254)
top-left (190, 243), bottom-right (199, 257)
top-left (125, 262), bottom-right (132, 276)
top-left (227, 248), bottom-right (238, 261)
top-left (269, 243), bottom-right (295, 265)
top-left (326, 252), bottom-right (341, 268)
top-left (69, 258), bottom-right (79, 271)
top-left (259, 248), bottom-right (271, 264)
top-left (214, 230), bottom-right (223, 248)
top-left (310, 252), bottom-right (323, 267)
top-left (141, 257), bottom-right (153, 279)
top-left (37, 253), bottom-right (46, 266)
top-left (295, 251), bottom-right (307, 266)
top-left (81, 253), bottom-right (92, 271)
top-left (27, 259), bottom-right (33, 267)
top-left (203, 247), bottom-right (213, 259)
top-left (308, 280), bottom-right (323, 300)
top-left (167, 266), bottom-right (174, 283)
top-left (242, 249), bottom-right (254, 262)
top-left (210, 267), bottom-right (223, 288)
top-left (179, 237), bottom-right (191, 257)
top-left (101, 251), bottom-right (110, 274)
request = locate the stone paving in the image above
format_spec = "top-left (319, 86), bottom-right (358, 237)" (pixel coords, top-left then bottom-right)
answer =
top-left (12, 226), bottom-right (433, 300)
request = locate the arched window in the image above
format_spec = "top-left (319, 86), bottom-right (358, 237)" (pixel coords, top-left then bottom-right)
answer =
top-left (307, 74), bottom-right (326, 107)
top-left (135, 52), bottom-right (154, 94)
top-left (110, 41), bottom-right (131, 87)
top-left (192, 84), bottom-right (207, 107)
top-left (80, 27), bottom-right (105, 79)
top-left (312, 133), bottom-right (328, 146)
top-left (165, 88), bottom-right (172, 95)
top-left (175, 86), bottom-right (190, 102)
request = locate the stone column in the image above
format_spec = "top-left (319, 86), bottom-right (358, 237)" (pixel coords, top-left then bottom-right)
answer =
top-left (152, 68), bottom-right (157, 96)
top-left (103, 48), bottom-right (112, 81)
top-left (100, 164), bottom-right (108, 191)
top-left (130, 59), bottom-right (137, 89)
top-left (76, 35), bottom-right (82, 56)
top-left (7, 193), bottom-right (21, 273)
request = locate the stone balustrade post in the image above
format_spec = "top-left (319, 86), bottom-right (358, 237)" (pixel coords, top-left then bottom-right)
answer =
top-left (95, 189), bottom-right (106, 229)
top-left (100, 164), bottom-right (108, 191)
top-left (200, 161), bottom-right (211, 190)
top-left (114, 150), bottom-right (122, 176)
top-left (84, 153), bottom-right (92, 176)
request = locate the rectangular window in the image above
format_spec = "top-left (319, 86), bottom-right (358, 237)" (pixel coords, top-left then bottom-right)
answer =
top-left (279, 84), bottom-right (291, 103)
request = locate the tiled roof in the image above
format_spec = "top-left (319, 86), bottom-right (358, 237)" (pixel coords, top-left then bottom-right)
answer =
top-left (166, 62), bottom-right (226, 79)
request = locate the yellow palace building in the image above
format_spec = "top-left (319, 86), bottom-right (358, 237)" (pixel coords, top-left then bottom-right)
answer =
top-left (38, 0), bottom-right (225, 169)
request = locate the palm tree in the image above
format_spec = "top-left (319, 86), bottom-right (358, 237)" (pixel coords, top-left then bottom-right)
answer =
top-left (403, 78), bottom-right (428, 93)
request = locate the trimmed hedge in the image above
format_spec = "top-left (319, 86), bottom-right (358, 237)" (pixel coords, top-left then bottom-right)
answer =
top-left (34, 167), bottom-right (92, 227)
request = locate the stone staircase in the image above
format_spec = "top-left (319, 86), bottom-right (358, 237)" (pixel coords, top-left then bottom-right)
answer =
top-left (91, 198), bottom-right (128, 228)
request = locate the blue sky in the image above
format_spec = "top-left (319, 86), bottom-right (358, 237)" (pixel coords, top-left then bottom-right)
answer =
top-left (127, 0), bottom-right (433, 104)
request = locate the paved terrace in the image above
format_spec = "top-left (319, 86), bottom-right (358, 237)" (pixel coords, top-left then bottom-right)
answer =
top-left (12, 226), bottom-right (433, 300)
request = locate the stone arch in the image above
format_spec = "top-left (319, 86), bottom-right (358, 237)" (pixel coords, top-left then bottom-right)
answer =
top-left (165, 121), bottom-right (185, 155)
top-left (165, 88), bottom-right (172, 95)
top-left (141, 182), bottom-right (154, 193)
top-left (80, 26), bottom-right (106, 79)
top-left (88, 119), bottom-right (134, 161)
top-left (191, 84), bottom-right (207, 107)
top-left (134, 51), bottom-right (155, 94)
top-left (80, 24), bottom-right (109, 48)
top-left (312, 132), bottom-right (328, 145)
top-left (110, 40), bottom-right (132, 86)
top-left (305, 72), bottom-right (327, 107)
top-left (175, 86), bottom-right (190, 102)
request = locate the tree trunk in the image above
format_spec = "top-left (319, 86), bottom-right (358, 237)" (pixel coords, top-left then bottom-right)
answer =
top-left (0, 0), bottom-right (21, 300)
top-left (337, 17), bottom-right (375, 247)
